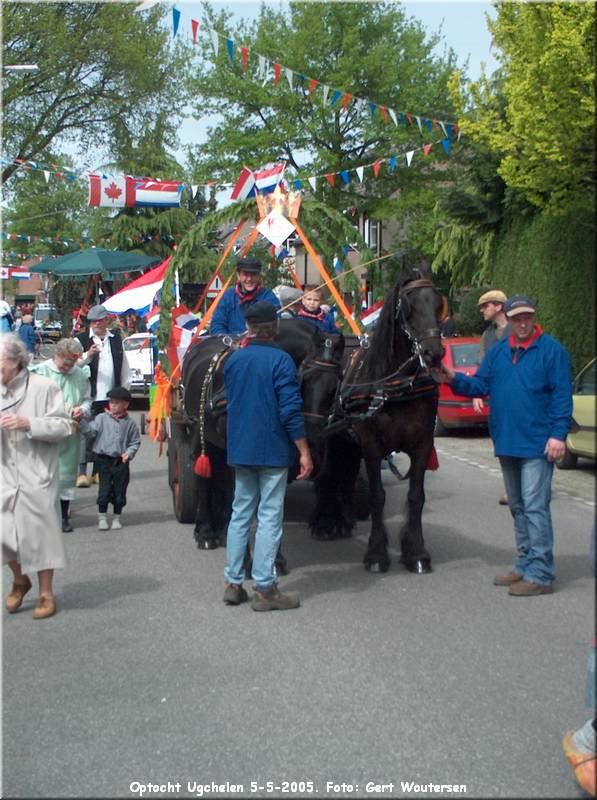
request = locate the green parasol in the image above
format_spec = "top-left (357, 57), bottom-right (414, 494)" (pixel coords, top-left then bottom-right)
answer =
top-left (31, 248), bottom-right (161, 278)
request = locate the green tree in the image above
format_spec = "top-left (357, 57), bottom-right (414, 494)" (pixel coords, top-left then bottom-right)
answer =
top-left (2, 2), bottom-right (189, 183)
top-left (449, 2), bottom-right (595, 215)
top-left (186, 0), bottom-right (459, 272)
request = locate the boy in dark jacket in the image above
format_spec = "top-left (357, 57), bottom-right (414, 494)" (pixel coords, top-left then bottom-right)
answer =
top-left (296, 287), bottom-right (337, 333)
top-left (222, 301), bottom-right (312, 611)
top-left (79, 386), bottom-right (140, 530)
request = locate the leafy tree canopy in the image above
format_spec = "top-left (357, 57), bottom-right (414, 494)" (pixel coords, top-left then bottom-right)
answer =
top-left (187, 0), bottom-right (458, 219)
top-left (2, 1), bottom-right (190, 183)
top-left (449, 1), bottom-right (595, 215)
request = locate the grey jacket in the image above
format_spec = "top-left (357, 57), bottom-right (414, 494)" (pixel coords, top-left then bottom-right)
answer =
top-left (80, 412), bottom-right (141, 460)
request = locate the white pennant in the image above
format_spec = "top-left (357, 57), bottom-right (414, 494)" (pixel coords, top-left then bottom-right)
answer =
top-left (405, 150), bottom-right (415, 167)
top-left (356, 166), bottom-right (364, 183)
top-left (388, 108), bottom-right (398, 126)
top-left (258, 54), bottom-right (266, 80)
top-left (439, 120), bottom-right (448, 137)
top-left (322, 85), bottom-right (330, 105)
top-left (191, 185), bottom-right (199, 198)
top-left (285, 67), bottom-right (293, 90)
top-left (43, 170), bottom-right (50, 183)
top-left (415, 116), bottom-right (423, 134)
top-left (210, 29), bottom-right (219, 56)
top-left (308, 176), bottom-right (317, 192)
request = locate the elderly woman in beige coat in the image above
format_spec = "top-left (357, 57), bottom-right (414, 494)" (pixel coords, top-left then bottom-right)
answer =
top-left (1, 334), bottom-right (72, 619)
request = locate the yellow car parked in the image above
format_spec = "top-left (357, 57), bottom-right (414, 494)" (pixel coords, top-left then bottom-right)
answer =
top-left (557, 357), bottom-right (596, 469)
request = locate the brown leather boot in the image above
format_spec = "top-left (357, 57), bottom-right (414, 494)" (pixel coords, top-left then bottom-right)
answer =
top-left (493, 570), bottom-right (523, 586)
top-left (5, 576), bottom-right (32, 613)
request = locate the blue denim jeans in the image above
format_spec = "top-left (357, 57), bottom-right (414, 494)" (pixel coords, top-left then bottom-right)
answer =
top-left (499, 456), bottom-right (555, 585)
top-left (224, 466), bottom-right (288, 591)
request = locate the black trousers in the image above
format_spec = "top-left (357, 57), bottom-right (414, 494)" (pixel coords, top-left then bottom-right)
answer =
top-left (96, 454), bottom-right (130, 514)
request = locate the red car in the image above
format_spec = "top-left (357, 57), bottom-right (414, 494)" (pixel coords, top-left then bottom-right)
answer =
top-left (436, 336), bottom-right (490, 435)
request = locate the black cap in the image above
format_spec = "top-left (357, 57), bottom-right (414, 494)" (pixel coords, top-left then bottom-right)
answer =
top-left (236, 257), bottom-right (262, 273)
top-left (244, 301), bottom-right (278, 324)
top-left (107, 386), bottom-right (132, 402)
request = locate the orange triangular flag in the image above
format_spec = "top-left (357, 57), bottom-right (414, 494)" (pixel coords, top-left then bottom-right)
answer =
top-left (373, 160), bottom-right (381, 177)
top-left (241, 46), bottom-right (249, 70)
top-left (423, 143), bottom-right (433, 156)
top-left (380, 106), bottom-right (388, 124)
top-left (325, 173), bottom-right (335, 187)
top-left (191, 19), bottom-right (199, 45)
top-left (342, 93), bottom-right (352, 111)
top-left (273, 63), bottom-right (281, 85)
top-left (307, 78), bottom-right (319, 95)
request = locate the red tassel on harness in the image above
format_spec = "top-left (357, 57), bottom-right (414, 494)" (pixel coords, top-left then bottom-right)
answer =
top-left (194, 453), bottom-right (212, 478)
top-left (426, 446), bottom-right (439, 471)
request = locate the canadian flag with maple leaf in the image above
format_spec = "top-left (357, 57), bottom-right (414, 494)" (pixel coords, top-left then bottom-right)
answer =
top-left (88, 174), bottom-right (136, 207)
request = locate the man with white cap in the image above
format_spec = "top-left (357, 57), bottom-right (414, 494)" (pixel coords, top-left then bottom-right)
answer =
top-left (75, 304), bottom-right (131, 487)
top-left (437, 295), bottom-right (573, 596)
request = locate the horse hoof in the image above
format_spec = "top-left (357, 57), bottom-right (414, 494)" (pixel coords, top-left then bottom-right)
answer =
top-left (406, 559), bottom-right (432, 574)
top-left (364, 560), bottom-right (390, 573)
top-left (198, 537), bottom-right (218, 551)
top-left (368, 562), bottom-right (380, 573)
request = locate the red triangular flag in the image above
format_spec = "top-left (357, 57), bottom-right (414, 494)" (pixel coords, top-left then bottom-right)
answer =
top-left (273, 63), bottom-right (281, 85)
top-left (373, 160), bottom-right (381, 177)
top-left (241, 46), bottom-right (249, 71)
top-left (380, 106), bottom-right (388, 124)
top-left (423, 143), bottom-right (433, 156)
top-left (307, 78), bottom-right (319, 95)
top-left (342, 93), bottom-right (352, 111)
top-left (325, 173), bottom-right (335, 187)
top-left (191, 19), bottom-right (199, 45)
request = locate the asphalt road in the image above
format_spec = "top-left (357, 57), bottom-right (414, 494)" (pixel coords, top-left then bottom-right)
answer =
top-left (3, 422), bottom-right (595, 800)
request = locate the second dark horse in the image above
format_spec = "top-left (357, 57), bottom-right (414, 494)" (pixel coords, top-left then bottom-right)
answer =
top-left (310, 269), bottom-right (446, 574)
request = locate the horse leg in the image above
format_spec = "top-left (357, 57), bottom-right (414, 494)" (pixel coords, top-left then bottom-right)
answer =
top-left (362, 451), bottom-right (391, 573)
top-left (400, 450), bottom-right (432, 573)
top-left (310, 446), bottom-right (342, 540)
top-left (193, 477), bottom-right (219, 550)
top-left (335, 440), bottom-right (362, 537)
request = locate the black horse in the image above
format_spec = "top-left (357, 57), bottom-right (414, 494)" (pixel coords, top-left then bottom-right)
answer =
top-left (310, 269), bottom-right (446, 574)
top-left (169, 318), bottom-right (345, 554)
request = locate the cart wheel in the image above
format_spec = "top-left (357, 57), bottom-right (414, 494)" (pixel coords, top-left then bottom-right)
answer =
top-left (140, 413), bottom-right (146, 435)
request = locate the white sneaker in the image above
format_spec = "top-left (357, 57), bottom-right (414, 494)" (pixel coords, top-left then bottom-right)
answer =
top-left (98, 515), bottom-right (109, 531)
top-left (111, 516), bottom-right (122, 530)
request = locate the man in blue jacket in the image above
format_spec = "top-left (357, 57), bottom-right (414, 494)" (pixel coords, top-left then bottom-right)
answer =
top-left (222, 301), bottom-right (312, 611)
top-left (210, 257), bottom-right (280, 335)
top-left (437, 295), bottom-right (572, 596)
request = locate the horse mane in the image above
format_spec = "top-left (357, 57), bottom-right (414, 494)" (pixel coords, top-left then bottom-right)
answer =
top-left (363, 268), bottom-right (427, 380)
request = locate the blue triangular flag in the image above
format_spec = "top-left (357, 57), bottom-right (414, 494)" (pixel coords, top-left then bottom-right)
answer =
top-left (294, 179), bottom-right (303, 190)
top-left (441, 138), bottom-right (451, 154)
top-left (172, 8), bottom-right (181, 38)
top-left (389, 155), bottom-right (397, 174)
top-left (331, 90), bottom-right (342, 106)
top-left (369, 102), bottom-right (377, 117)
top-left (226, 38), bottom-right (234, 64)
top-left (424, 118), bottom-right (434, 134)
top-left (340, 170), bottom-right (351, 185)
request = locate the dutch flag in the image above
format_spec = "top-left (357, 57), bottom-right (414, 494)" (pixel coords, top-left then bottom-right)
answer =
top-left (230, 163), bottom-right (286, 201)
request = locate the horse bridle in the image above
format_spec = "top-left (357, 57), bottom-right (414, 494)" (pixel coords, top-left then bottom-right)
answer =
top-left (395, 278), bottom-right (445, 371)
top-left (299, 338), bottom-right (344, 425)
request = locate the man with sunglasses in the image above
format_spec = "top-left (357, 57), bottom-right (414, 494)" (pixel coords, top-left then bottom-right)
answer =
top-left (437, 295), bottom-right (572, 596)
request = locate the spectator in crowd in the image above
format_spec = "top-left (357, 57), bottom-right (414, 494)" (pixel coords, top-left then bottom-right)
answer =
top-left (210, 258), bottom-right (280, 335)
top-left (31, 338), bottom-right (92, 532)
top-left (474, 290), bottom-right (511, 504)
top-left (0, 300), bottom-right (15, 333)
top-left (75, 304), bottom-right (131, 487)
top-left (17, 314), bottom-right (37, 355)
top-left (222, 301), bottom-right (312, 611)
top-left (1, 334), bottom-right (72, 619)
top-left (295, 286), bottom-right (338, 333)
top-left (436, 295), bottom-right (572, 596)
top-left (79, 386), bottom-right (140, 530)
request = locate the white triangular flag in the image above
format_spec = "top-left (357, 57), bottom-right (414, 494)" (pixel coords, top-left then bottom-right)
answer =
top-left (308, 176), bottom-right (317, 192)
top-left (210, 29), bottom-right (219, 56)
top-left (286, 67), bottom-right (293, 90)
top-left (191, 185), bottom-right (199, 198)
top-left (439, 120), bottom-right (448, 137)
top-left (43, 170), bottom-right (50, 183)
top-left (356, 166), bottom-right (364, 183)
top-left (322, 85), bottom-right (330, 105)
top-left (415, 116), bottom-right (423, 134)
top-left (258, 54), bottom-right (266, 80)
top-left (405, 150), bottom-right (415, 167)
top-left (388, 108), bottom-right (398, 126)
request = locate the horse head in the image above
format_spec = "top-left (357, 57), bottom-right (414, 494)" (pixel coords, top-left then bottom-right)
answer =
top-left (393, 268), bottom-right (446, 369)
top-left (299, 329), bottom-right (345, 434)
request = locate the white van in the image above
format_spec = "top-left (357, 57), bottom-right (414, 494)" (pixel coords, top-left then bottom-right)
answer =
top-left (123, 333), bottom-right (157, 396)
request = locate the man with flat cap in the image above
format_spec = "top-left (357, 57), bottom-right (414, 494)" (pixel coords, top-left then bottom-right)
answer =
top-left (210, 257), bottom-right (281, 335)
top-left (221, 301), bottom-right (312, 612)
top-left (437, 295), bottom-right (572, 596)
top-left (75, 304), bottom-right (131, 487)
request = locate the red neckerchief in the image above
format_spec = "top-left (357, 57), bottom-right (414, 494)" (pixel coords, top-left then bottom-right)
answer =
top-left (106, 409), bottom-right (128, 421)
top-left (235, 281), bottom-right (261, 304)
top-left (297, 304), bottom-right (325, 322)
top-left (509, 324), bottom-right (543, 363)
